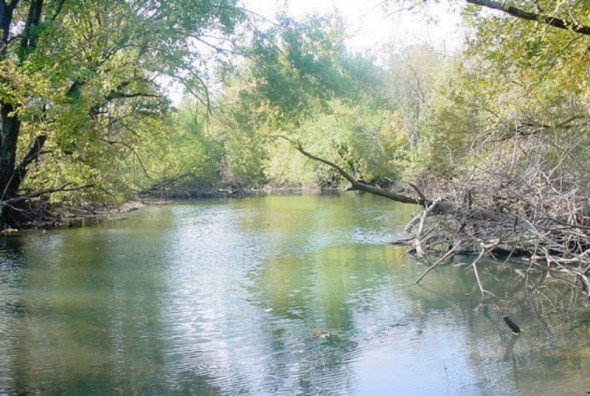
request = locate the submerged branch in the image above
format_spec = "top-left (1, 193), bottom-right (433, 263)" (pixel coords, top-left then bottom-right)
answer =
top-left (416, 241), bottom-right (462, 284)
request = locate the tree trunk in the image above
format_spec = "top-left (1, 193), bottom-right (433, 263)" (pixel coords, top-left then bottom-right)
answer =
top-left (0, 0), bottom-right (47, 227)
top-left (19, 0), bottom-right (44, 56)
top-left (0, 102), bottom-right (21, 200)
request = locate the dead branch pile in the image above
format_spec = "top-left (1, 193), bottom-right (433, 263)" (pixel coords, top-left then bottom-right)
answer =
top-left (406, 129), bottom-right (590, 296)
top-left (290, 129), bottom-right (590, 297)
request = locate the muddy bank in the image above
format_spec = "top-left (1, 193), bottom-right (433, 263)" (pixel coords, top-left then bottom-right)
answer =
top-left (0, 200), bottom-right (171, 233)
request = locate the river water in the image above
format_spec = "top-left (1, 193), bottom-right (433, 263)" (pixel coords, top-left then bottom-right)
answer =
top-left (0, 194), bottom-right (589, 395)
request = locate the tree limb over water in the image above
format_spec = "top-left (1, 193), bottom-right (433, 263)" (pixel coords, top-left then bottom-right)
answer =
top-left (291, 140), bottom-right (423, 205)
top-left (0, 183), bottom-right (95, 228)
top-left (466, 0), bottom-right (590, 36)
top-left (289, 139), bottom-right (590, 297)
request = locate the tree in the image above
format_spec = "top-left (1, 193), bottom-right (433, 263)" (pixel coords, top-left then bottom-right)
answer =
top-left (0, 0), bottom-right (243, 227)
top-left (242, 14), bottom-right (386, 127)
top-left (218, 14), bottom-right (397, 187)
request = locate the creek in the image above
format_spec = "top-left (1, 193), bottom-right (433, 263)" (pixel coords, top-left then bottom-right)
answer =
top-left (0, 194), bottom-right (589, 395)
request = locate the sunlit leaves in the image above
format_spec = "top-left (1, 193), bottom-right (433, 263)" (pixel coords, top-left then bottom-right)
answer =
top-left (244, 14), bottom-right (385, 126)
top-left (0, 0), bottom-right (244, 207)
top-left (464, 0), bottom-right (590, 95)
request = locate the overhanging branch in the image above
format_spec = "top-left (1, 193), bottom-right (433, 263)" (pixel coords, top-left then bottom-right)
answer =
top-left (0, 183), bottom-right (94, 207)
top-left (467, 0), bottom-right (590, 36)
top-left (281, 136), bottom-right (424, 205)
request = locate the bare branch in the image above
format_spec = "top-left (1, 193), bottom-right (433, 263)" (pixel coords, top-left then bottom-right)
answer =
top-left (0, 183), bottom-right (94, 207)
top-left (281, 137), bottom-right (423, 205)
top-left (416, 241), bottom-right (462, 284)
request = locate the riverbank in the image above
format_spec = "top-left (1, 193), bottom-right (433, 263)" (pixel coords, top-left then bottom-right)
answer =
top-left (0, 185), bottom-right (320, 233)
top-left (0, 200), bottom-right (149, 233)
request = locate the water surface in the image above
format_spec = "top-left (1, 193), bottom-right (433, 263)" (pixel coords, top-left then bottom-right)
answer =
top-left (0, 194), bottom-right (589, 395)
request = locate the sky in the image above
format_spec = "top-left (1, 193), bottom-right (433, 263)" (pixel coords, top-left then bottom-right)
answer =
top-left (240, 0), bottom-right (466, 57)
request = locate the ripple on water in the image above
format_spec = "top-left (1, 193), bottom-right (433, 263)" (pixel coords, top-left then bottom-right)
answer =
top-left (2, 197), bottom-right (590, 395)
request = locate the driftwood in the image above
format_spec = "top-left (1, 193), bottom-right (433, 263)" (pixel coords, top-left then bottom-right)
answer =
top-left (289, 139), bottom-right (590, 297)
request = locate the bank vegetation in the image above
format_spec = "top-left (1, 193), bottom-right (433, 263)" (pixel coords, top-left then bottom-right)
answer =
top-left (1, 1), bottom-right (590, 294)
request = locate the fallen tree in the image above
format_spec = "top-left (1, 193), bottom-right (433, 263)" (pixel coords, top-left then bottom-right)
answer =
top-left (289, 138), bottom-right (590, 298)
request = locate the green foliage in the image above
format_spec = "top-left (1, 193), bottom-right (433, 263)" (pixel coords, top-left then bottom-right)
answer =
top-left (462, 0), bottom-right (590, 100)
top-left (0, 0), bottom-right (244, 213)
top-left (411, 0), bottom-right (590, 184)
top-left (242, 14), bottom-right (386, 127)
top-left (264, 100), bottom-right (409, 186)
top-left (123, 99), bottom-right (228, 194)
top-left (212, 14), bottom-right (401, 188)
top-left (9, 0), bottom-right (590, 214)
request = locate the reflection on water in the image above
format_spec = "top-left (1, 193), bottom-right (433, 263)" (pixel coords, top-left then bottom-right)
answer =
top-left (0, 194), bottom-right (589, 395)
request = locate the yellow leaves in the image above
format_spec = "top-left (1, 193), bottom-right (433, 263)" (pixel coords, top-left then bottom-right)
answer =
top-left (0, 59), bottom-right (52, 106)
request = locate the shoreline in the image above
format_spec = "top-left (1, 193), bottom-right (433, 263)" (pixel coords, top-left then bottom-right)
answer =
top-left (0, 199), bottom-right (169, 233)
top-left (0, 186), bottom-right (346, 234)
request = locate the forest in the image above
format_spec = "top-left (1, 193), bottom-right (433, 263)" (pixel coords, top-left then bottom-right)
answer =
top-left (1, 1), bottom-right (590, 291)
